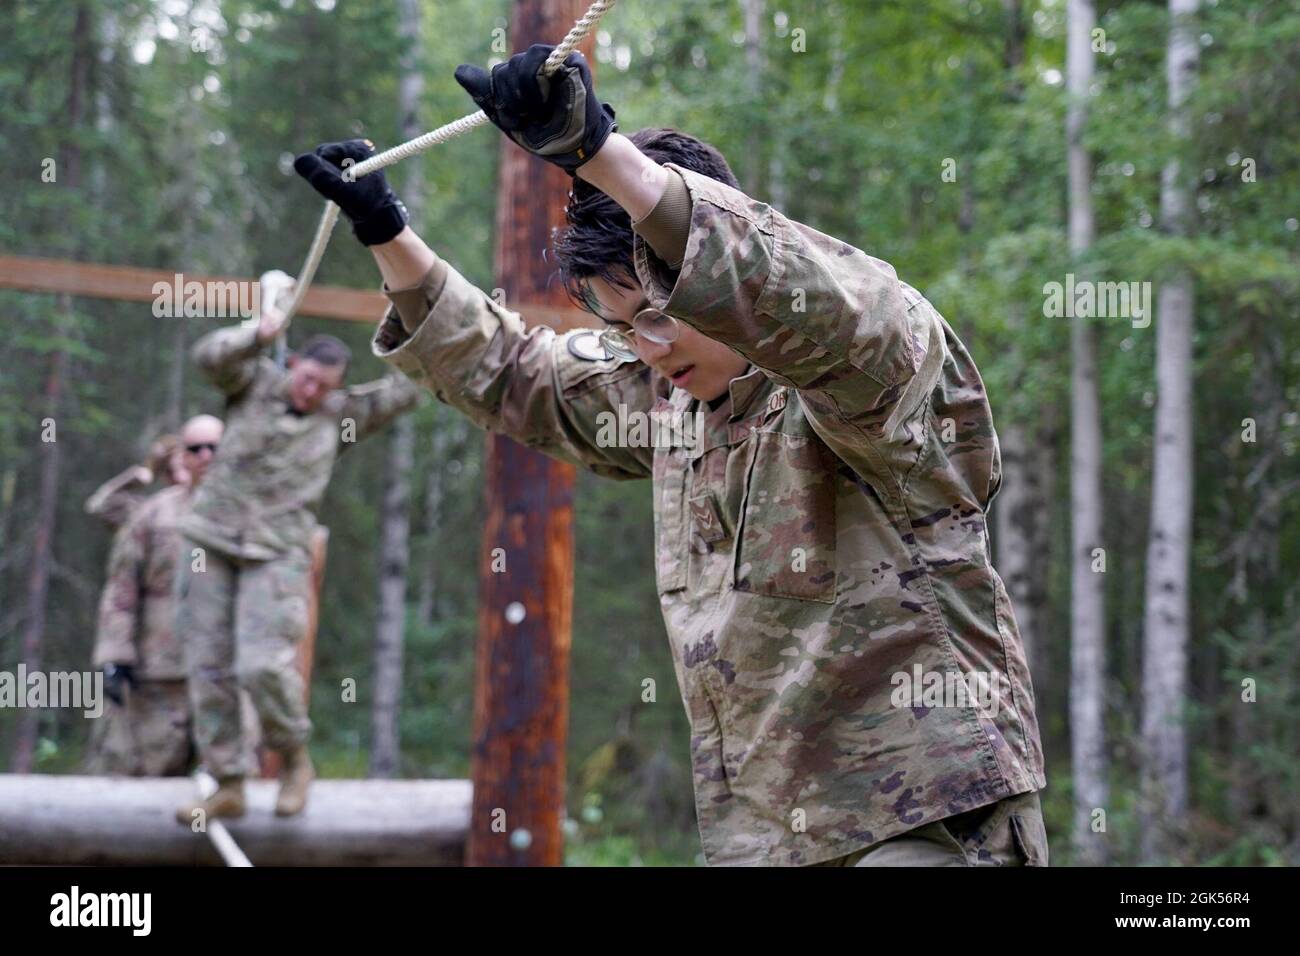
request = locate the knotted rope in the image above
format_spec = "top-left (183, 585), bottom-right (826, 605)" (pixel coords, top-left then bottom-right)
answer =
top-left (278, 0), bottom-right (618, 325)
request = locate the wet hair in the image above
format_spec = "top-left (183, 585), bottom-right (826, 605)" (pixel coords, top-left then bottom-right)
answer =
top-left (555, 127), bottom-right (740, 309)
top-left (297, 334), bottom-right (351, 372)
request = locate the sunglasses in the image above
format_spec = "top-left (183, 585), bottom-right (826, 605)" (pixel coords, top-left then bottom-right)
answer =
top-left (185, 443), bottom-right (219, 454)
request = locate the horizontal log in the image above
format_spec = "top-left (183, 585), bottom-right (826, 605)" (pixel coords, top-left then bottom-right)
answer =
top-left (0, 255), bottom-right (596, 330)
top-left (0, 255), bottom-right (388, 324)
top-left (0, 774), bottom-right (470, 866)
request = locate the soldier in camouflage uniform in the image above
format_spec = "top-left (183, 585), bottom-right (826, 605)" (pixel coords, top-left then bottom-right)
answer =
top-left (87, 415), bottom-right (224, 777)
top-left (294, 45), bottom-right (1048, 865)
top-left (174, 282), bottom-right (422, 823)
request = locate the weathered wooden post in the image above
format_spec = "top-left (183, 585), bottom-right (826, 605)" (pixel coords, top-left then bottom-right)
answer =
top-left (467, 0), bottom-right (594, 867)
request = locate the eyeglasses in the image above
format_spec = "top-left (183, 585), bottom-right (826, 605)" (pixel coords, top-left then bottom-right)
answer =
top-left (597, 307), bottom-right (680, 360)
top-left (185, 443), bottom-right (218, 454)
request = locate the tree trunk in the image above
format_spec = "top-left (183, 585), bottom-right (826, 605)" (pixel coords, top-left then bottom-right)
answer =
top-left (1228, 320), bottom-right (1280, 827)
top-left (1140, 0), bottom-right (1198, 864)
top-left (416, 423), bottom-right (456, 628)
top-left (1066, 0), bottom-right (1108, 866)
top-left (10, 1), bottom-right (91, 773)
top-left (741, 0), bottom-right (765, 196)
top-left (995, 422), bottom-right (1038, 671)
top-left (167, 1), bottom-right (197, 427)
top-left (370, 419), bottom-right (414, 778)
top-left (9, 346), bottom-right (67, 773)
top-left (466, 0), bottom-right (583, 868)
top-left (369, 0), bottom-right (425, 779)
top-left (991, 0), bottom-right (1053, 701)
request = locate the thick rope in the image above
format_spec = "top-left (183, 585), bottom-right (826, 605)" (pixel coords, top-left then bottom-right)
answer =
top-left (282, 0), bottom-right (617, 322)
top-left (194, 772), bottom-right (254, 867)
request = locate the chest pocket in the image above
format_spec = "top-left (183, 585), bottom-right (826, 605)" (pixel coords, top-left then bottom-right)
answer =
top-left (731, 401), bottom-right (839, 604)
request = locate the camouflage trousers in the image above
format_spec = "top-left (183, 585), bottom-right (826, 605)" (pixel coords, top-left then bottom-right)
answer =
top-left (813, 791), bottom-right (1049, 866)
top-left (84, 679), bottom-right (192, 777)
top-left (84, 679), bottom-right (262, 777)
top-left (177, 541), bottom-right (313, 778)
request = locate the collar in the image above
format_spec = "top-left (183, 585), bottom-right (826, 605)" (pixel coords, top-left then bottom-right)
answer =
top-left (725, 365), bottom-right (768, 421)
top-left (676, 365), bottom-right (781, 458)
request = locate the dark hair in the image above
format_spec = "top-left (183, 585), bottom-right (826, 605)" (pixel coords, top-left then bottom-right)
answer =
top-left (297, 334), bottom-right (351, 371)
top-left (555, 127), bottom-right (739, 309)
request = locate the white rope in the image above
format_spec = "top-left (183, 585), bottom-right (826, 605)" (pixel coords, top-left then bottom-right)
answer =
top-left (194, 771), bottom-right (254, 867)
top-left (283, 0), bottom-right (618, 321)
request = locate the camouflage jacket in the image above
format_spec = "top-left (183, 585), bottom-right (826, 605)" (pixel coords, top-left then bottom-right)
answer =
top-left (182, 324), bottom-right (422, 561)
top-left (93, 484), bottom-right (192, 680)
top-left (372, 164), bottom-right (1046, 866)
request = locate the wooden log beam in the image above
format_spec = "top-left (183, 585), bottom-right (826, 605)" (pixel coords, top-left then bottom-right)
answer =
top-left (0, 774), bottom-right (470, 866)
top-left (0, 254), bottom-right (594, 330)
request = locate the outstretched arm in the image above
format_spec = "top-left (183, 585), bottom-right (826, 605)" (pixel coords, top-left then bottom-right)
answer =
top-left (459, 45), bottom-right (942, 491)
top-left (192, 324), bottom-right (266, 396)
top-left (293, 139), bottom-right (657, 481)
top-left (366, 253), bottom-right (656, 481)
top-left (85, 465), bottom-right (153, 529)
top-left (338, 373), bottom-right (424, 448)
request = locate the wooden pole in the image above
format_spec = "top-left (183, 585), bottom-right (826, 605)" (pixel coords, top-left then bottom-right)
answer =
top-left (466, 0), bottom-right (591, 867)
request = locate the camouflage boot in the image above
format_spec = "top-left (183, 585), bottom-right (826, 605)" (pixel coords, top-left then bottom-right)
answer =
top-left (175, 776), bottom-right (246, 826)
top-left (274, 745), bottom-right (314, 817)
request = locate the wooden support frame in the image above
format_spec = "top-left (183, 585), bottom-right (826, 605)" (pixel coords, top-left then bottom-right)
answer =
top-left (0, 254), bottom-right (595, 331)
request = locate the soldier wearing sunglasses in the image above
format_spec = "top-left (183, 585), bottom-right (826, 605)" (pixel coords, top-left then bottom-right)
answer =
top-left (88, 415), bottom-right (229, 777)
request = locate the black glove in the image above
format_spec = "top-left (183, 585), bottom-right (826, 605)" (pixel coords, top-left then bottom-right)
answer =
top-left (293, 139), bottom-right (410, 246)
top-left (455, 44), bottom-right (616, 173)
top-left (103, 663), bottom-right (136, 706)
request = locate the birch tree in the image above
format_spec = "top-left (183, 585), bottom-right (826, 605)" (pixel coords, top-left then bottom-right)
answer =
top-left (1140, 0), bottom-right (1199, 863)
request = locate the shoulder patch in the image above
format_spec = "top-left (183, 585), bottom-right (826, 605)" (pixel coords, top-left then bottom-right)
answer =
top-left (566, 329), bottom-right (613, 362)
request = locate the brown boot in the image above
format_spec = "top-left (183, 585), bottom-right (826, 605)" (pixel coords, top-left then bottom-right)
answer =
top-left (274, 745), bottom-right (314, 817)
top-left (175, 776), bottom-right (246, 826)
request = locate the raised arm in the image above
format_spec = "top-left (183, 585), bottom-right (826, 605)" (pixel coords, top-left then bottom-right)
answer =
top-left (191, 323), bottom-right (265, 396)
top-left (368, 254), bottom-right (657, 481)
top-left (451, 48), bottom-right (936, 482)
top-left (293, 138), bottom-right (658, 481)
top-left (85, 465), bottom-right (153, 529)
top-left (338, 372), bottom-right (423, 448)
top-left (191, 270), bottom-right (296, 396)
top-left (627, 164), bottom-right (938, 451)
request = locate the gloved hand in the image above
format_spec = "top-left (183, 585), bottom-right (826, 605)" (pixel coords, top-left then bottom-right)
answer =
top-left (455, 44), bottom-right (616, 173)
top-left (103, 663), bottom-right (137, 706)
top-left (293, 139), bottom-right (410, 246)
